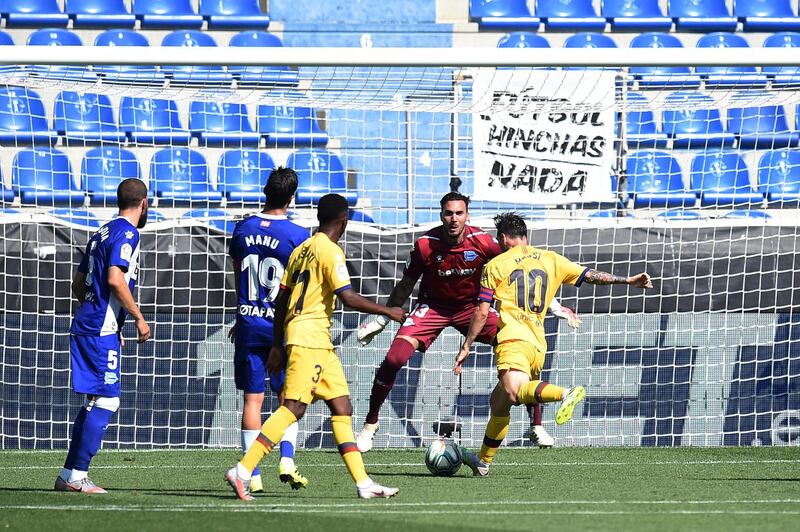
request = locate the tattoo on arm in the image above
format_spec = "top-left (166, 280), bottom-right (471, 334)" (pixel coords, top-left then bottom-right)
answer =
top-left (584, 269), bottom-right (629, 285)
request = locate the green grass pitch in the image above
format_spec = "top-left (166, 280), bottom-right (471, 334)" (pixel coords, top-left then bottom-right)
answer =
top-left (1, 447), bottom-right (798, 531)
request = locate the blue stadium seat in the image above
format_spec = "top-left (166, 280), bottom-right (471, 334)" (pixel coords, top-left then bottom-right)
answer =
top-left (218, 149), bottom-right (275, 204)
top-left (27, 29), bottom-right (94, 81)
top-left (119, 96), bottom-right (191, 145)
top-left (94, 30), bottom-right (164, 83)
top-left (695, 33), bottom-right (768, 88)
top-left (690, 151), bottom-right (763, 206)
top-left (12, 147), bottom-right (83, 206)
top-left (199, 0), bottom-right (269, 30)
top-left (721, 209), bottom-right (771, 219)
top-left (228, 31), bottom-right (299, 86)
top-left (189, 101), bottom-right (261, 147)
top-left (656, 209), bottom-right (704, 220)
top-left (0, 166), bottom-right (12, 203)
top-left (625, 92), bottom-right (667, 148)
top-left (287, 149), bottom-right (358, 206)
top-left (757, 149), bottom-right (800, 204)
top-left (161, 31), bottom-right (233, 84)
top-left (53, 91), bottom-right (126, 145)
top-left (763, 33), bottom-right (800, 85)
top-left (182, 209), bottom-right (236, 233)
top-left (133, 0), bottom-right (203, 28)
top-left (0, 30), bottom-right (11, 44)
top-left (727, 104), bottom-right (800, 149)
top-left (497, 31), bottom-right (549, 48)
top-left (66, 0), bottom-right (135, 28)
top-left (1, 0), bottom-right (68, 27)
top-left (82, 147), bottom-right (142, 206)
top-left (150, 148), bottom-right (222, 205)
top-left (734, 0), bottom-right (800, 32)
top-left (349, 210), bottom-right (375, 223)
top-left (536, 0), bottom-right (606, 31)
top-left (564, 32), bottom-right (615, 71)
top-left (564, 32), bottom-right (616, 48)
top-left (603, 0), bottom-right (672, 32)
top-left (661, 92), bottom-right (735, 149)
top-left (0, 87), bottom-right (57, 146)
top-left (469, 0), bottom-right (539, 30)
top-left (629, 33), bottom-right (701, 88)
top-left (49, 208), bottom-right (101, 228)
top-left (146, 209), bottom-right (166, 222)
top-left (669, 0), bottom-right (737, 32)
top-left (258, 96), bottom-right (329, 147)
top-left (626, 150), bottom-right (695, 208)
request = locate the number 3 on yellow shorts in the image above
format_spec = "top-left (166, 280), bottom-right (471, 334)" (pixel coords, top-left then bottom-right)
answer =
top-left (283, 345), bottom-right (350, 404)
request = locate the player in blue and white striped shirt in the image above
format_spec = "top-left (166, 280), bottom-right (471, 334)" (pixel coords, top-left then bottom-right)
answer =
top-left (228, 167), bottom-right (310, 493)
top-left (55, 178), bottom-right (151, 494)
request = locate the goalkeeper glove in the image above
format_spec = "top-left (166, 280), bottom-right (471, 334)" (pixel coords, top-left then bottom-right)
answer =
top-left (549, 300), bottom-right (582, 329)
top-left (358, 315), bottom-right (389, 346)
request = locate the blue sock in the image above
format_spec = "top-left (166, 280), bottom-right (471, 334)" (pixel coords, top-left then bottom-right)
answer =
top-left (280, 440), bottom-right (295, 459)
top-left (63, 406), bottom-right (88, 470)
top-left (72, 403), bottom-right (115, 472)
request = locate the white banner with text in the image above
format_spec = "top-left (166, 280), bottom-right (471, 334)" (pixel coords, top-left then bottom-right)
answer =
top-left (472, 70), bottom-right (617, 205)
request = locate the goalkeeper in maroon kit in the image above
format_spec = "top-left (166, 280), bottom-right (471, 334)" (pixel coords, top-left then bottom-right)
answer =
top-left (356, 192), bottom-right (579, 451)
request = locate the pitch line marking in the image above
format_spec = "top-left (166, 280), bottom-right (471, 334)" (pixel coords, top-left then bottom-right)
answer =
top-left (2, 500), bottom-right (800, 510)
top-left (3, 458), bottom-right (799, 470)
top-left (1, 505), bottom-right (799, 516)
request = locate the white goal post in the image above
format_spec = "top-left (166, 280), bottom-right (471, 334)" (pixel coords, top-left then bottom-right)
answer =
top-left (1, 46), bottom-right (798, 450)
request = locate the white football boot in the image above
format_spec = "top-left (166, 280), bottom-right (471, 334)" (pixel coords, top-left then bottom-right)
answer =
top-left (356, 422), bottom-right (379, 453)
top-left (357, 480), bottom-right (399, 499)
top-left (527, 424), bottom-right (555, 448)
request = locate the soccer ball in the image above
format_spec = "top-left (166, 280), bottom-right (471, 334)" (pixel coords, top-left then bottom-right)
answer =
top-left (424, 438), bottom-right (462, 476)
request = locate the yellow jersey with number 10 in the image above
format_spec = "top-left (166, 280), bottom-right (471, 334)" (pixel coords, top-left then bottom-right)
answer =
top-left (280, 232), bottom-right (352, 350)
top-left (479, 245), bottom-right (588, 354)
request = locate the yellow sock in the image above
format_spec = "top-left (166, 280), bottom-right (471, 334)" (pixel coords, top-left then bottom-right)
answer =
top-left (478, 415), bottom-right (510, 465)
top-left (331, 415), bottom-right (369, 485)
top-left (517, 380), bottom-right (565, 405)
top-left (240, 406), bottom-right (297, 473)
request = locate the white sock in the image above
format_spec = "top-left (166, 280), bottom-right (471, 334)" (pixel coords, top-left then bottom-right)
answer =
top-left (280, 457), bottom-right (295, 469)
top-left (241, 429), bottom-right (260, 453)
top-left (68, 469), bottom-right (87, 483)
top-left (356, 478), bottom-right (374, 489)
top-left (59, 468), bottom-right (72, 481)
top-left (363, 422), bottom-right (378, 432)
top-left (235, 462), bottom-right (252, 480)
top-left (562, 388), bottom-right (570, 400)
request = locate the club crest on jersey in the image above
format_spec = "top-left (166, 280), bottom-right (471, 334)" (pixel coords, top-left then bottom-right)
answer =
top-left (104, 372), bottom-right (119, 385)
top-left (436, 255), bottom-right (443, 262)
top-left (464, 250), bottom-right (478, 262)
top-left (125, 231), bottom-right (134, 240)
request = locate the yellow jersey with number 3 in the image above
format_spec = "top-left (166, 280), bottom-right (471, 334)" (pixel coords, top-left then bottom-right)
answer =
top-left (280, 232), bottom-right (352, 350)
top-left (479, 245), bottom-right (588, 353)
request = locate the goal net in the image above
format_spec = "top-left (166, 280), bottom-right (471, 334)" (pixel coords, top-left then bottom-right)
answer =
top-left (1, 47), bottom-right (798, 450)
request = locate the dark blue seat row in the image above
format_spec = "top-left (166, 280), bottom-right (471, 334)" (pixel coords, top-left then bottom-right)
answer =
top-left (627, 91), bottom-right (800, 150)
top-left (472, 0), bottom-right (800, 32)
top-left (0, 147), bottom-right (356, 207)
top-left (0, 28), bottom-right (296, 86)
top-left (499, 31), bottom-right (800, 89)
top-left (0, 88), bottom-right (327, 148)
top-left (627, 149), bottom-right (800, 208)
top-left (0, 0), bottom-right (269, 29)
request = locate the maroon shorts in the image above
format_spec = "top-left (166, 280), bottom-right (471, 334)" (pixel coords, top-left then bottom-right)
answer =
top-left (395, 301), bottom-right (499, 352)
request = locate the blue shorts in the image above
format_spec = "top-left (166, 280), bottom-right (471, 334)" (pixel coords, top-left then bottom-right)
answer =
top-left (234, 346), bottom-right (286, 394)
top-left (70, 334), bottom-right (122, 397)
